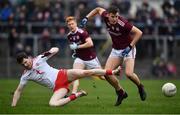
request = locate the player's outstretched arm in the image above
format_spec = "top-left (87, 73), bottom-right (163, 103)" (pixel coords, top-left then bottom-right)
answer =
top-left (80, 7), bottom-right (105, 28)
top-left (86, 7), bottom-right (105, 19)
top-left (11, 84), bottom-right (25, 107)
top-left (42, 47), bottom-right (59, 59)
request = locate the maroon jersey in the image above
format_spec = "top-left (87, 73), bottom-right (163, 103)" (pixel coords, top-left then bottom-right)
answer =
top-left (67, 28), bottom-right (96, 61)
top-left (101, 11), bottom-right (133, 49)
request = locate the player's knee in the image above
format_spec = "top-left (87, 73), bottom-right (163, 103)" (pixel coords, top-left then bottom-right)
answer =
top-left (49, 100), bottom-right (58, 107)
top-left (49, 100), bottom-right (55, 106)
top-left (125, 71), bottom-right (133, 78)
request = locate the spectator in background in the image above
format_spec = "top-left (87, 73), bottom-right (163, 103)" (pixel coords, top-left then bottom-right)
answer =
top-left (68, 0), bottom-right (76, 16)
top-left (24, 36), bottom-right (33, 56)
top-left (151, 56), bottom-right (167, 77)
top-left (110, 0), bottom-right (131, 17)
top-left (94, 15), bottom-right (102, 34)
top-left (36, 10), bottom-right (43, 22)
top-left (75, 2), bottom-right (89, 20)
top-left (52, 0), bottom-right (65, 24)
top-left (166, 61), bottom-right (177, 76)
top-left (41, 28), bottom-right (51, 51)
top-left (11, 4), bottom-right (26, 25)
top-left (14, 5), bottom-right (21, 22)
top-left (135, 0), bottom-right (158, 58)
top-left (42, 3), bottom-right (51, 23)
top-left (57, 27), bottom-right (66, 50)
top-left (151, 56), bottom-right (177, 77)
top-left (24, 45), bottom-right (32, 56)
top-left (0, 1), bottom-right (13, 22)
top-left (174, 0), bottom-right (180, 13)
top-left (162, 0), bottom-right (177, 23)
top-left (8, 27), bottom-right (19, 57)
top-left (25, 0), bottom-right (35, 22)
top-left (174, 0), bottom-right (180, 24)
top-left (136, 0), bottom-right (157, 25)
top-left (167, 27), bottom-right (175, 59)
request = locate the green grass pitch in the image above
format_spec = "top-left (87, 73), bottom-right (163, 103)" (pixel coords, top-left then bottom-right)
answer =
top-left (0, 78), bottom-right (179, 114)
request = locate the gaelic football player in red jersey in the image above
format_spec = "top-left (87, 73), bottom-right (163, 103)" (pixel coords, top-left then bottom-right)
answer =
top-left (11, 47), bottom-right (119, 107)
top-left (80, 6), bottom-right (147, 106)
top-left (66, 16), bottom-right (105, 94)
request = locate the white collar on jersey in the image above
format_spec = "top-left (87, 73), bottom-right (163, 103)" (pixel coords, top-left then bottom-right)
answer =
top-left (70, 27), bottom-right (78, 34)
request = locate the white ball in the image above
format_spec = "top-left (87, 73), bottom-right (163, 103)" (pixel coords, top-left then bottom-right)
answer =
top-left (162, 83), bottom-right (177, 97)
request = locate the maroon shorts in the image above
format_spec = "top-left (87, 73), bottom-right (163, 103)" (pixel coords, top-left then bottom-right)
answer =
top-left (53, 69), bottom-right (69, 92)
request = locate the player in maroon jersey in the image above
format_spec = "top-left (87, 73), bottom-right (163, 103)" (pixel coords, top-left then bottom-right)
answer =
top-left (80, 6), bottom-right (147, 106)
top-left (66, 16), bottom-right (105, 95)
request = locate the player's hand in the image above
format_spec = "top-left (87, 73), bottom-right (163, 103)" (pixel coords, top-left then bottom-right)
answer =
top-left (122, 45), bottom-right (132, 57)
top-left (72, 53), bottom-right (77, 58)
top-left (113, 66), bottom-right (122, 75)
top-left (80, 17), bottom-right (88, 28)
top-left (41, 52), bottom-right (51, 58)
top-left (69, 43), bottom-right (78, 50)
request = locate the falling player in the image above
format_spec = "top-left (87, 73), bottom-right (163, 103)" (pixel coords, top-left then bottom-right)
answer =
top-left (11, 47), bottom-right (119, 107)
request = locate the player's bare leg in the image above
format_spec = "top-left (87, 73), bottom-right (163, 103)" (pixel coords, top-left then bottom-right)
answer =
top-left (71, 63), bottom-right (85, 94)
top-left (125, 58), bottom-right (147, 101)
top-left (49, 88), bottom-right (87, 107)
top-left (105, 57), bottom-right (122, 90)
top-left (49, 88), bottom-right (68, 106)
top-left (105, 57), bottom-right (128, 106)
top-left (95, 67), bottom-right (106, 80)
top-left (67, 68), bottom-right (118, 82)
top-left (71, 80), bottom-right (79, 94)
top-left (67, 68), bottom-right (125, 106)
top-left (71, 63), bottom-right (105, 94)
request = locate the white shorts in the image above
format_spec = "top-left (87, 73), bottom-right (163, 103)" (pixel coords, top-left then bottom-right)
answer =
top-left (109, 47), bottom-right (136, 59)
top-left (74, 57), bottom-right (101, 69)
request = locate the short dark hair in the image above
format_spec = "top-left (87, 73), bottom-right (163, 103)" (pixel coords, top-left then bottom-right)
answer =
top-left (16, 52), bottom-right (28, 64)
top-left (107, 6), bottom-right (119, 14)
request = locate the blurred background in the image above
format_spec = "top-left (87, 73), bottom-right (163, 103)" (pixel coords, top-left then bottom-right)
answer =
top-left (0, 0), bottom-right (179, 79)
